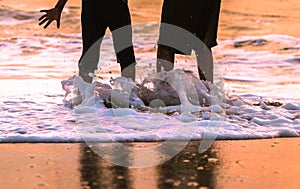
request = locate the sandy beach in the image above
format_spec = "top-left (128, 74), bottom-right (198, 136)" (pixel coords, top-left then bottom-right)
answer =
top-left (0, 138), bottom-right (300, 189)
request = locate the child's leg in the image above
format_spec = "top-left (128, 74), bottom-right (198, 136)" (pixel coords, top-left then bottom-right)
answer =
top-left (195, 48), bottom-right (213, 83)
top-left (109, 1), bottom-right (136, 81)
top-left (156, 44), bottom-right (175, 72)
top-left (78, 0), bottom-right (107, 83)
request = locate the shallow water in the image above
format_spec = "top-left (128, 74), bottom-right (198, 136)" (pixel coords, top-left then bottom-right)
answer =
top-left (0, 2), bottom-right (299, 142)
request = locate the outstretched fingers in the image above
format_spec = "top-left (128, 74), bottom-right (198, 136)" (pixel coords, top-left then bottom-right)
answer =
top-left (56, 19), bottom-right (60, 28)
top-left (38, 14), bottom-right (47, 21)
top-left (39, 17), bottom-right (48, 26)
top-left (44, 20), bottom-right (52, 29)
top-left (40, 9), bottom-right (48, 13)
top-left (38, 10), bottom-right (51, 28)
top-left (38, 9), bottom-right (60, 29)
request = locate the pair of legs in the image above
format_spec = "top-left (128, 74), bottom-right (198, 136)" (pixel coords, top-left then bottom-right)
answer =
top-left (156, 45), bottom-right (213, 82)
top-left (156, 0), bottom-right (221, 83)
top-left (78, 0), bottom-right (136, 83)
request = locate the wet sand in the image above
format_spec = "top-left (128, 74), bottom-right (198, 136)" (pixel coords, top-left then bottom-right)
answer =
top-left (1, 138), bottom-right (300, 189)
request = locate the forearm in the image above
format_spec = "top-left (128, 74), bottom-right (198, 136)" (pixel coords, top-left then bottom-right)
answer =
top-left (55, 0), bottom-right (68, 12)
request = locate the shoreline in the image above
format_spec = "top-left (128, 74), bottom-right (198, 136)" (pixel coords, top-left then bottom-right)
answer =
top-left (1, 138), bottom-right (300, 188)
top-left (1, 135), bottom-right (300, 143)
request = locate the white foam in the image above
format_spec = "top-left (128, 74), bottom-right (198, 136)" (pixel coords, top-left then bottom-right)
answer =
top-left (1, 30), bottom-right (300, 142)
top-left (283, 103), bottom-right (300, 110)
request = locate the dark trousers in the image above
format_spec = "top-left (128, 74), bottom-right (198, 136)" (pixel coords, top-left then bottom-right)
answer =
top-left (79, 0), bottom-right (136, 75)
top-left (157, 0), bottom-right (221, 82)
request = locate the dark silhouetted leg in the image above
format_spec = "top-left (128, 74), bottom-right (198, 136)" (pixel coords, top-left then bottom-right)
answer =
top-left (157, 45), bottom-right (175, 72)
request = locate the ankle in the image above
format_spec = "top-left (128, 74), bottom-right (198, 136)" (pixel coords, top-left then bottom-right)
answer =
top-left (79, 70), bottom-right (94, 83)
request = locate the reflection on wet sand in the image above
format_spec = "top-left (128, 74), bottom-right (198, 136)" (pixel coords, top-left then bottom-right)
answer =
top-left (79, 141), bottom-right (218, 189)
top-left (76, 139), bottom-right (300, 188)
top-left (157, 141), bottom-right (217, 189)
top-left (1, 139), bottom-right (300, 188)
top-left (80, 144), bottom-right (130, 189)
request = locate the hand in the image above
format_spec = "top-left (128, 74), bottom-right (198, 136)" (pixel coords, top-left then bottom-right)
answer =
top-left (39, 8), bottom-right (61, 29)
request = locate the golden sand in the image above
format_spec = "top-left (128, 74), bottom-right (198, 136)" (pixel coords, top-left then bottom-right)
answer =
top-left (1, 138), bottom-right (300, 188)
